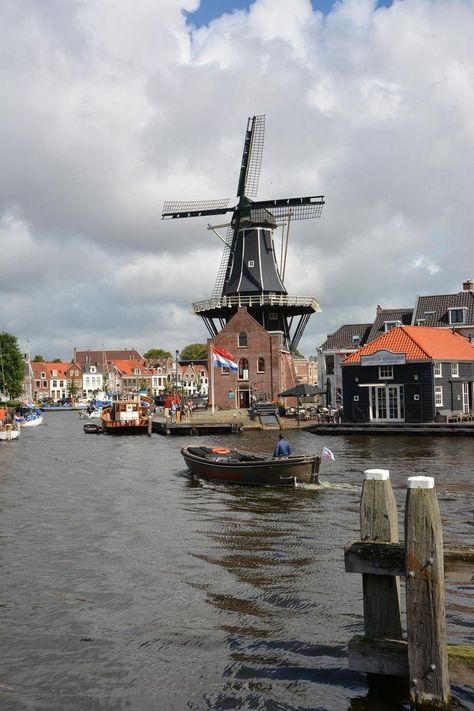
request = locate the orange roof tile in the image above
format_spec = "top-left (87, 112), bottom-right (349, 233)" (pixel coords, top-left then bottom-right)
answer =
top-left (343, 326), bottom-right (474, 364)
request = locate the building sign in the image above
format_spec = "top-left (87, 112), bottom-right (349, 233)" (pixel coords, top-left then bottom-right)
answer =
top-left (360, 350), bottom-right (406, 367)
top-left (227, 390), bottom-right (235, 399)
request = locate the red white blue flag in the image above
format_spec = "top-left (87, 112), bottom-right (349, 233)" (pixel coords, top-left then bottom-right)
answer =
top-left (211, 346), bottom-right (238, 371)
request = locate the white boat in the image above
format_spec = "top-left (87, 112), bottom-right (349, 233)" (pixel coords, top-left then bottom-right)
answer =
top-left (21, 413), bottom-right (44, 427)
top-left (0, 423), bottom-right (20, 441)
top-left (15, 406), bottom-right (43, 427)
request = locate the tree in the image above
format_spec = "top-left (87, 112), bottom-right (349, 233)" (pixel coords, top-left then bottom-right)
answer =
top-left (33, 355), bottom-right (44, 362)
top-left (144, 348), bottom-right (172, 360)
top-left (0, 332), bottom-right (25, 400)
top-left (180, 343), bottom-right (208, 361)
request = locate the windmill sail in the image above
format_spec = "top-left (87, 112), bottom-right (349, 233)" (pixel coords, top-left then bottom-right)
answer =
top-left (161, 115), bottom-right (324, 350)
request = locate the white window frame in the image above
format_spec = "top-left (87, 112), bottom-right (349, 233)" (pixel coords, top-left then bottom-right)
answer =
top-left (434, 385), bottom-right (443, 407)
top-left (434, 362), bottom-right (442, 378)
top-left (384, 321), bottom-right (401, 331)
top-left (378, 365), bottom-right (394, 380)
top-left (448, 307), bottom-right (467, 325)
top-left (451, 362), bottom-right (459, 377)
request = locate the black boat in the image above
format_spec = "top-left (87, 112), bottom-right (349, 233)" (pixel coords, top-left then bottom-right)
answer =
top-left (181, 445), bottom-right (320, 487)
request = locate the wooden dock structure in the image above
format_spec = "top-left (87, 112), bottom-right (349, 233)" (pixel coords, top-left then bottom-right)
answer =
top-left (345, 470), bottom-right (473, 708)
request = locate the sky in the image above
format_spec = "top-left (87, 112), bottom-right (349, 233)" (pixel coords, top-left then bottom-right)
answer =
top-left (1, 0), bottom-right (473, 361)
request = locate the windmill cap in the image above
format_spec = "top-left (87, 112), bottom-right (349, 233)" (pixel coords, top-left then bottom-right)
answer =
top-left (407, 476), bottom-right (435, 489)
top-left (364, 469), bottom-right (390, 480)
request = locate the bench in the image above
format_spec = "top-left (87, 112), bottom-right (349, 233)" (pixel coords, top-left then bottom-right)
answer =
top-left (436, 409), bottom-right (463, 423)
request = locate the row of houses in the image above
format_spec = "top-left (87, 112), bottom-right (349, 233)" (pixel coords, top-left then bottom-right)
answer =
top-left (24, 343), bottom-right (318, 404)
top-left (317, 279), bottom-right (474, 423)
top-left (24, 349), bottom-right (210, 402)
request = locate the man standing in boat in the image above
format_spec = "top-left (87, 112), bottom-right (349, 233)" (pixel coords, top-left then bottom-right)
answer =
top-left (274, 433), bottom-right (292, 458)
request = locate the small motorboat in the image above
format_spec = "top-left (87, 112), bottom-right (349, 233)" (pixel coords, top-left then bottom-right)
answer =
top-left (181, 445), bottom-right (321, 487)
top-left (83, 423), bottom-right (103, 434)
top-left (0, 423), bottom-right (20, 441)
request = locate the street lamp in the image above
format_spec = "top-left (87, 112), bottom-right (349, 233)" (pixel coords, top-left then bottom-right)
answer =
top-left (175, 350), bottom-right (179, 393)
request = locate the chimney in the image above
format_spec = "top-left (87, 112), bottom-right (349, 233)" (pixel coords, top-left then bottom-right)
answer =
top-left (376, 305), bottom-right (382, 314)
top-left (462, 279), bottom-right (474, 292)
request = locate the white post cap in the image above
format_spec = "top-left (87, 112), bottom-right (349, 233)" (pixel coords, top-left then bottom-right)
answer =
top-left (407, 475), bottom-right (435, 489)
top-left (364, 469), bottom-right (390, 480)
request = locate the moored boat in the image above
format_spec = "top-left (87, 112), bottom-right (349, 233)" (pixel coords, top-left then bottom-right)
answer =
top-left (100, 398), bottom-right (150, 435)
top-left (181, 445), bottom-right (321, 487)
top-left (0, 423), bottom-right (20, 441)
top-left (14, 405), bottom-right (43, 427)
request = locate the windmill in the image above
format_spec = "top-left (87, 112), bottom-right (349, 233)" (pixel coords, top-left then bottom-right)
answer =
top-left (162, 115), bottom-right (324, 351)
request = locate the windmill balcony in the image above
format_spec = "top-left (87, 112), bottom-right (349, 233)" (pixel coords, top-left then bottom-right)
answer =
top-left (192, 294), bottom-right (321, 316)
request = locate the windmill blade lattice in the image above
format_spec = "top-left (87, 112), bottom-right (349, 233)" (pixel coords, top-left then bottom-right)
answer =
top-left (242, 115), bottom-right (265, 199)
top-left (162, 198), bottom-right (231, 220)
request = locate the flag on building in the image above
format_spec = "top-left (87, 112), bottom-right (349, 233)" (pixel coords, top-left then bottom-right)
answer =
top-left (322, 446), bottom-right (335, 461)
top-left (211, 346), bottom-right (238, 372)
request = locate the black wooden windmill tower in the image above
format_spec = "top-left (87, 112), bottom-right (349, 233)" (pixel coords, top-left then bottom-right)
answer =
top-left (162, 115), bottom-right (324, 351)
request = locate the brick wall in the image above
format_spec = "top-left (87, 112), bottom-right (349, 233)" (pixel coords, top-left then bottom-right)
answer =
top-left (208, 308), bottom-right (297, 409)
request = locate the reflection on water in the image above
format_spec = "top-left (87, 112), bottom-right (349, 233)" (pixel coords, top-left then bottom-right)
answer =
top-left (0, 414), bottom-right (472, 710)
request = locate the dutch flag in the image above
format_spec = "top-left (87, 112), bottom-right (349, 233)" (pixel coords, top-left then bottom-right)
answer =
top-left (211, 346), bottom-right (238, 371)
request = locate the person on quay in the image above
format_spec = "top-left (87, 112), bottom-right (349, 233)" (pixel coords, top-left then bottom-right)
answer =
top-left (274, 433), bottom-right (292, 458)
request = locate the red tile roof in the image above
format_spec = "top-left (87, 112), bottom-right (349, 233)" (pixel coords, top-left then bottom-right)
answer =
top-left (343, 326), bottom-right (474, 363)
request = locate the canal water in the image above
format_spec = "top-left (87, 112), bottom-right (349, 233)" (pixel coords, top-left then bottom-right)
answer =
top-left (0, 411), bottom-right (472, 710)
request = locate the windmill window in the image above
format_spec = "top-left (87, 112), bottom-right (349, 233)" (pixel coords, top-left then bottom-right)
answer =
top-left (238, 331), bottom-right (248, 347)
top-left (248, 260), bottom-right (255, 268)
top-left (238, 358), bottom-right (249, 380)
top-left (257, 357), bottom-right (265, 373)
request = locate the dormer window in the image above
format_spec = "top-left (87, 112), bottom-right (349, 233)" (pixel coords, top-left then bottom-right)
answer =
top-left (423, 311), bottom-right (436, 319)
top-left (90, 365), bottom-right (96, 373)
top-left (448, 307), bottom-right (467, 325)
top-left (51, 369), bottom-right (57, 377)
top-left (352, 335), bottom-right (361, 344)
top-left (384, 320), bottom-right (402, 331)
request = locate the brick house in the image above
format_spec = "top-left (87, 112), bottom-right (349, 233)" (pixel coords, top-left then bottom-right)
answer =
top-left (208, 308), bottom-right (297, 410)
top-left (31, 361), bottom-right (80, 402)
top-left (342, 326), bottom-right (474, 423)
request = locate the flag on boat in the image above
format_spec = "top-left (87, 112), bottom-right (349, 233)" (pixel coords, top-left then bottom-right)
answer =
top-left (211, 346), bottom-right (238, 371)
top-left (322, 446), bottom-right (335, 461)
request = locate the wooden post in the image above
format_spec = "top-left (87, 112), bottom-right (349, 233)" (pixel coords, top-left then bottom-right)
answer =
top-left (360, 469), bottom-right (403, 642)
top-left (405, 476), bottom-right (449, 709)
top-left (148, 415), bottom-right (152, 436)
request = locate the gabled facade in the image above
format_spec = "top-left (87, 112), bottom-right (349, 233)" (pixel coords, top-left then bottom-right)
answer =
top-left (208, 307), bottom-right (297, 410)
top-left (412, 279), bottom-right (474, 338)
top-left (342, 326), bottom-right (474, 423)
top-left (317, 323), bottom-right (372, 407)
top-left (31, 361), bottom-right (80, 402)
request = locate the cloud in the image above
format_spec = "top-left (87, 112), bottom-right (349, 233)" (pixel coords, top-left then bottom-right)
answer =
top-left (1, 0), bottom-right (473, 360)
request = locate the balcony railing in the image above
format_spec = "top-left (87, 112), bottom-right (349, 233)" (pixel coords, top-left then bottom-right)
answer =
top-left (192, 294), bottom-right (321, 314)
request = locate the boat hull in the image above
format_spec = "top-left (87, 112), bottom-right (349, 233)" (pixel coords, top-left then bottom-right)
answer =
top-left (21, 415), bottom-right (43, 427)
top-left (181, 446), bottom-right (320, 487)
top-left (0, 427), bottom-right (20, 441)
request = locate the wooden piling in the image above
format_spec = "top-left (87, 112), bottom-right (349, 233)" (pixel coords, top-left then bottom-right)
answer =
top-left (405, 476), bottom-right (450, 709)
top-left (360, 469), bottom-right (402, 641)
